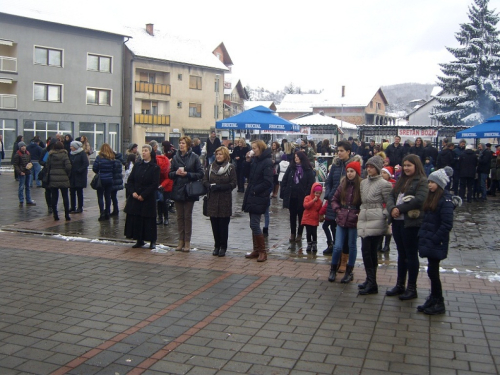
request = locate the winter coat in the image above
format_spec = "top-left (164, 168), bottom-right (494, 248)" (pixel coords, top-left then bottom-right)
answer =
top-left (280, 164), bottom-right (316, 209)
top-left (386, 175), bottom-right (428, 228)
top-left (331, 177), bottom-right (360, 228)
top-left (203, 161), bottom-right (237, 218)
top-left (242, 148), bottom-right (273, 214)
top-left (69, 150), bottom-right (89, 188)
top-left (169, 149), bottom-right (204, 202)
top-left (357, 175), bottom-right (392, 238)
top-left (453, 146), bottom-right (466, 170)
top-left (156, 155), bottom-right (173, 192)
top-left (124, 160), bottom-right (160, 218)
top-left (477, 148), bottom-right (492, 174)
top-left (424, 162), bottom-right (435, 177)
top-left (459, 149), bottom-right (478, 178)
top-left (206, 137), bottom-right (221, 158)
top-left (231, 145), bottom-right (249, 166)
top-left (13, 150), bottom-right (32, 176)
top-left (491, 155), bottom-right (500, 181)
top-left (385, 143), bottom-right (405, 167)
top-left (409, 145), bottom-right (426, 163)
top-left (92, 155), bottom-right (116, 183)
top-left (418, 191), bottom-right (455, 260)
top-left (436, 148), bottom-right (455, 170)
top-left (112, 158), bottom-right (124, 191)
top-left (424, 144), bottom-right (439, 163)
top-left (26, 142), bottom-right (43, 161)
top-left (324, 155), bottom-right (362, 220)
top-left (301, 182), bottom-right (324, 226)
top-left (47, 149), bottom-right (71, 189)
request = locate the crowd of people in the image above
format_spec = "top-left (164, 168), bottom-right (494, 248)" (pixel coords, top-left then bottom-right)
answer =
top-left (5, 132), bottom-right (499, 315)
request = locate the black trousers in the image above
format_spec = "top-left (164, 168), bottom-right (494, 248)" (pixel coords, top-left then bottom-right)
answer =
top-left (70, 187), bottom-right (84, 209)
top-left (236, 163), bottom-right (245, 191)
top-left (51, 187), bottom-right (69, 214)
top-left (210, 217), bottom-right (231, 249)
top-left (322, 220), bottom-right (336, 244)
top-left (361, 236), bottom-right (381, 269)
top-left (459, 177), bottom-right (474, 202)
top-left (44, 187), bottom-right (52, 208)
top-left (427, 258), bottom-right (442, 299)
top-left (392, 221), bottom-right (420, 284)
top-left (305, 225), bottom-right (317, 242)
top-left (289, 197), bottom-right (304, 236)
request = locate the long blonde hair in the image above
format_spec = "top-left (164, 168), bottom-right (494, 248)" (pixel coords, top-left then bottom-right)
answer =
top-left (99, 143), bottom-right (115, 160)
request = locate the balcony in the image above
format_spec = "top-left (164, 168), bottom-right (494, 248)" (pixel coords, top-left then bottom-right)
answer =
top-left (135, 81), bottom-right (171, 95)
top-left (0, 94), bottom-right (17, 109)
top-left (0, 56), bottom-right (17, 72)
top-left (134, 113), bottom-right (170, 126)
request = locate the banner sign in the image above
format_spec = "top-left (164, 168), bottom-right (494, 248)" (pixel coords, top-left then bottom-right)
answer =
top-left (398, 129), bottom-right (438, 137)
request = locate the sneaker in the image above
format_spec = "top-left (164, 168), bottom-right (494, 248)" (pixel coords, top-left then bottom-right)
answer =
top-left (26, 201), bottom-right (36, 206)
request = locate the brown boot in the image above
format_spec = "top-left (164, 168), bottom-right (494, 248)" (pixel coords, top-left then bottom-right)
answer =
top-left (182, 241), bottom-right (190, 252)
top-left (256, 234), bottom-right (267, 262)
top-left (245, 235), bottom-right (259, 259)
top-left (272, 184), bottom-right (279, 198)
top-left (338, 253), bottom-right (348, 273)
top-left (175, 240), bottom-right (184, 251)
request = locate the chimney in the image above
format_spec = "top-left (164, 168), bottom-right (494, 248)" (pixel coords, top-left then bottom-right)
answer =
top-left (146, 23), bottom-right (154, 36)
top-left (341, 85), bottom-right (345, 97)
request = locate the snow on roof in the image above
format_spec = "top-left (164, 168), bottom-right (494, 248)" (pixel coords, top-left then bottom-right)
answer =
top-left (0, 4), bottom-right (130, 36)
top-left (291, 114), bottom-right (357, 130)
top-left (277, 94), bottom-right (320, 113)
top-left (431, 86), bottom-right (443, 97)
top-left (314, 86), bottom-right (386, 107)
top-left (244, 101), bottom-right (275, 110)
top-left (125, 26), bottom-right (228, 71)
top-left (224, 75), bottom-right (239, 95)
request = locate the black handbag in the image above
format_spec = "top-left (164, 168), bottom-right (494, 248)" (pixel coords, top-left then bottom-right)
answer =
top-left (202, 195), bottom-right (209, 217)
top-left (90, 174), bottom-right (102, 190)
top-left (185, 180), bottom-right (207, 199)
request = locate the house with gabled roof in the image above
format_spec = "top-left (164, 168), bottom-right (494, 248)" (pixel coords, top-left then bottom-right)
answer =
top-left (244, 101), bottom-right (277, 111)
top-left (223, 76), bottom-right (249, 119)
top-left (123, 24), bottom-right (228, 147)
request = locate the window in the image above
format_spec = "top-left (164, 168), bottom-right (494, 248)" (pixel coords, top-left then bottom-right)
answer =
top-left (189, 103), bottom-right (201, 117)
top-left (377, 102), bottom-right (382, 110)
top-left (80, 122), bottom-right (105, 152)
top-left (34, 83), bottom-right (62, 102)
top-left (177, 101), bottom-right (182, 109)
top-left (0, 119), bottom-right (17, 152)
top-left (141, 101), bottom-right (158, 115)
top-left (214, 78), bottom-right (219, 93)
top-left (87, 88), bottom-right (111, 105)
top-left (87, 54), bottom-right (112, 73)
top-left (178, 74), bottom-right (182, 81)
top-left (139, 72), bottom-right (155, 83)
top-left (214, 104), bottom-right (219, 119)
top-left (34, 46), bottom-right (62, 67)
top-left (189, 75), bottom-right (202, 90)
top-left (23, 120), bottom-right (72, 143)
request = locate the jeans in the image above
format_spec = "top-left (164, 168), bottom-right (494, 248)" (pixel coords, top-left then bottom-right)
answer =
top-left (331, 225), bottom-right (358, 267)
top-left (31, 162), bottom-right (42, 187)
top-left (70, 187), bottom-right (84, 210)
top-left (111, 189), bottom-right (118, 212)
top-left (264, 206), bottom-right (270, 228)
top-left (97, 180), bottom-right (113, 214)
top-left (249, 213), bottom-right (263, 235)
top-left (288, 197), bottom-right (304, 236)
top-left (392, 220), bottom-right (420, 284)
top-left (427, 258), bottom-right (442, 299)
top-left (479, 173), bottom-right (488, 199)
top-left (210, 217), bottom-right (231, 249)
top-left (18, 174), bottom-right (32, 203)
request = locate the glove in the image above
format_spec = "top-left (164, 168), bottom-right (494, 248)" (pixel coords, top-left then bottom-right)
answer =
top-left (210, 184), bottom-right (221, 192)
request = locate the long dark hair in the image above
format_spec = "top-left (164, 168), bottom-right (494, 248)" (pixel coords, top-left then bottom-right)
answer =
top-left (339, 174), bottom-right (362, 206)
top-left (290, 151), bottom-right (312, 170)
top-left (423, 185), bottom-right (444, 212)
top-left (393, 154), bottom-right (426, 193)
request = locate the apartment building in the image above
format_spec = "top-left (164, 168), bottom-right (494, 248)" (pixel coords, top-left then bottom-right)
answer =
top-left (123, 24), bottom-right (228, 148)
top-left (0, 10), bottom-right (126, 157)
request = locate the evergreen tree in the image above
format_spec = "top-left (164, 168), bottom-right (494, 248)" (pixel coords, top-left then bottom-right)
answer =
top-left (432, 0), bottom-right (500, 126)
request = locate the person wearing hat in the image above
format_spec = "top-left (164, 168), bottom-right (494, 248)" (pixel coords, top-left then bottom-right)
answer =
top-left (301, 182), bottom-right (324, 253)
top-left (386, 154), bottom-right (428, 300)
top-left (417, 166), bottom-right (460, 315)
top-left (458, 144), bottom-right (478, 202)
top-left (327, 161), bottom-right (362, 284)
top-left (477, 143), bottom-right (492, 201)
top-left (69, 141), bottom-right (89, 213)
top-left (13, 140), bottom-right (36, 207)
top-left (357, 155), bottom-right (392, 294)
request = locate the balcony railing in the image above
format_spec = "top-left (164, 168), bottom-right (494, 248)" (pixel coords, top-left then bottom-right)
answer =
top-left (135, 81), bottom-right (171, 95)
top-left (0, 56), bottom-right (17, 72)
top-left (0, 94), bottom-right (17, 109)
top-left (134, 113), bottom-right (170, 125)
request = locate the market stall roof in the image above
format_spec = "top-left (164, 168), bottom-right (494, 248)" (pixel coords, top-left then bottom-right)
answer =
top-left (291, 113), bottom-right (357, 130)
top-left (456, 115), bottom-right (500, 138)
top-left (216, 105), bottom-right (300, 132)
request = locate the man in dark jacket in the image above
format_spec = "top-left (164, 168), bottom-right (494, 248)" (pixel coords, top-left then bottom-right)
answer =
top-left (13, 141), bottom-right (36, 206)
top-left (385, 136), bottom-right (405, 167)
top-left (452, 140), bottom-right (466, 194)
top-left (27, 138), bottom-right (43, 188)
top-left (459, 144), bottom-right (478, 203)
top-left (424, 140), bottom-right (439, 163)
top-left (206, 131), bottom-right (221, 165)
top-left (436, 143), bottom-right (455, 174)
top-left (477, 143), bottom-right (492, 201)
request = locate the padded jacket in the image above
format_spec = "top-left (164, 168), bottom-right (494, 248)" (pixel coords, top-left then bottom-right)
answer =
top-left (242, 148), bottom-right (273, 214)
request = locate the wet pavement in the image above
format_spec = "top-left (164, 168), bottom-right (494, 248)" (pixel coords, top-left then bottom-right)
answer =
top-left (1, 168), bottom-right (500, 375)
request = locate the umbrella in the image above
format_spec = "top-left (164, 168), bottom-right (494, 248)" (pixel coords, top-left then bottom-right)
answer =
top-left (216, 105), bottom-right (300, 132)
top-left (456, 115), bottom-right (500, 138)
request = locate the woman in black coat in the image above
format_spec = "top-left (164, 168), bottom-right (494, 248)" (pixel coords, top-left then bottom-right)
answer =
top-left (280, 151), bottom-right (315, 242)
top-left (169, 136), bottom-right (204, 252)
top-left (69, 141), bottom-right (89, 213)
top-left (242, 140), bottom-right (273, 262)
top-left (11, 135), bottom-right (23, 181)
top-left (230, 138), bottom-right (249, 193)
top-left (409, 137), bottom-right (426, 164)
top-left (124, 144), bottom-right (160, 249)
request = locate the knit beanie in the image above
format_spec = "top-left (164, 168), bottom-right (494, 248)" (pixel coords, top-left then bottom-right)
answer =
top-left (381, 166), bottom-right (394, 178)
top-left (70, 141), bottom-right (82, 149)
top-left (366, 155), bottom-right (384, 173)
top-left (128, 143), bottom-right (138, 152)
top-left (18, 141), bottom-right (26, 148)
top-left (313, 185), bottom-right (323, 192)
top-left (346, 161), bottom-right (361, 176)
top-left (428, 166), bottom-right (453, 190)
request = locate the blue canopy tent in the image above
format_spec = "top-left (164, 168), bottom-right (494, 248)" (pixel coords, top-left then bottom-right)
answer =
top-left (216, 105), bottom-right (301, 133)
top-left (456, 115), bottom-right (500, 138)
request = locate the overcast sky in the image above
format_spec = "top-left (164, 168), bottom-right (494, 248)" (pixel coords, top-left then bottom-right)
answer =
top-left (4, 0), bottom-right (498, 91)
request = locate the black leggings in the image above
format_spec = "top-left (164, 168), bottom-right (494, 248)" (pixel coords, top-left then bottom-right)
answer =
top-left (289, 197), bottom-right (304, 236)
top-left (305, 225), bottom-right (317, 243)
top-left (427, 258), bottom-right (442, 299)
top-left (392, 221), bottom-right (420, 284)
top-left (70, 187), bottom-right (84, 209)
top-left (210, 217), bottom-right (231, 249)
top-left (322, 220), bottom-right (336, 244)
top-left (361, 236), bottom-right (381, 269)
top-left (51, 187), bottom-right (69, 214)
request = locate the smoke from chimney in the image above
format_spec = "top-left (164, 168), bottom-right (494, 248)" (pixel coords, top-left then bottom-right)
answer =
top-left (146, 23), bottom-right (154, 36)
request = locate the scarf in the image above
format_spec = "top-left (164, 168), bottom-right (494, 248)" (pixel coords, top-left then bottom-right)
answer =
top-left (211, 161), bottom-right (231, 176)
top-left (70, 147), bottom-right (84, 155)
top-left (294, 164), bottom-right (303, 184)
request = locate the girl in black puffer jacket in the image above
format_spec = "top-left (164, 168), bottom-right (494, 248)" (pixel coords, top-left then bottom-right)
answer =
top-left (93, 144), bottom-right (121, 221)
top-left (47, 142), bottom-right (72, 221)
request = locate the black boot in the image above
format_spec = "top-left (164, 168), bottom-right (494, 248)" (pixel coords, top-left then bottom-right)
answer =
top-left (381, 235), bottom-right (391, 252)
top-left (417, 295), bottom-right (437, 312)
top-left (149, 242), bottom-right (156, 249)
top-left (358, 280), bottom-right (368, 289)
top-left (218, 248), bottom-right (227, 257)
top-left (323, 241), bottom-right (333, 255)
top-left (340, 265), bottom-right (354, 284)
top-left (213, 247), bottom-right (220, 256)
top-left (399, 282), bottom-right (418, 300)
top-left (53, 209), bottom-right (59, 221)
top-left (423, 297), bottom-right (445, 315)
top-left (98, 212), bottom-right (107, 221)
top-left (65, 212), bottom-right (71, 221)
top-left (359, 268), bottom-right (378, 295)
top-left (110, 209), bottom-right (119, 216)
top-left (311, 242), bottom-right (318, 253)
top-left (132, 240), bottom-right (145, 248)
top-left (386, 278), bottom-right (406, 296)
top-left (328, 264), bottom-right (338, 282)
top-left (263, 227), bottom-right (269, 237)
top-left (306, 242), bottom-right (312, 253)
top-left (156, 214), bottom-right (163, 225)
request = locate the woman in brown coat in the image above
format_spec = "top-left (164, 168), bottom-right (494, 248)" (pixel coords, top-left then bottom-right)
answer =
top-left (203, 146), bottom-right (237, 257)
